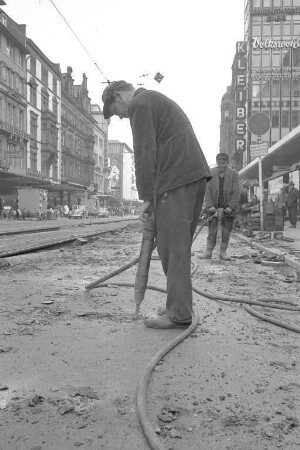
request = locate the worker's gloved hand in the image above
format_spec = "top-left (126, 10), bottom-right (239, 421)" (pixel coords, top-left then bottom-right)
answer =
top-left (224, 207), bottom-right (233, 214)
top-left (208, 207), bottom-right (216, 214)
top-left (140, 200), bottom-right (153, 223)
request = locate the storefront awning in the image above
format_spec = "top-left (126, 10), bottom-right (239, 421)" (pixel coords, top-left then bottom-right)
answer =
top-left (239, 124), bottom-right (300, 182)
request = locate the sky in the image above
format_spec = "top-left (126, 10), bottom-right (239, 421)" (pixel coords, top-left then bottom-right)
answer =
top-left (3, 0), bottom-right (245, 165)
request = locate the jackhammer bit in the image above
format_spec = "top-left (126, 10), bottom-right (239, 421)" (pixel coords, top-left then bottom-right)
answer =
top-left (133, 214), bottom-right (156, 319)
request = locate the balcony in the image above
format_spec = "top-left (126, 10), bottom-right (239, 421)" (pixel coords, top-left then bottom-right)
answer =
top-left (0, 121), bottom-right (30, 142)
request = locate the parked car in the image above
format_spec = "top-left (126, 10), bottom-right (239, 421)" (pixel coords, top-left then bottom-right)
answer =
top-left (97, 207), bottom-right (110, 218)
top-left (69, 205), bottom-right (88, 219)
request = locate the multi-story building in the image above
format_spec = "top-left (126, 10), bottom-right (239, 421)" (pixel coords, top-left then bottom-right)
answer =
top-left (60, 67), bottom-right (96, 206)
top-left (245, 0), bottom-right (300, 164)
top-left (26, 38), bottom-right (61, 184)
top-left (107, 140), bottom-right (138, 201)
top-left (0, 9), bottom-right (29, 186)
top-left (91, 104), bottom-right (108, 196)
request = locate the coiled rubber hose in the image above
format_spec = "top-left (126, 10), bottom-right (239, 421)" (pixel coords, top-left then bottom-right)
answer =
top-left (85, 248), bottom-right (300, 450)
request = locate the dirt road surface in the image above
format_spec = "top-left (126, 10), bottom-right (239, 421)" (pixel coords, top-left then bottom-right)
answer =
top-left (0, 223), bottom-right (300, 450)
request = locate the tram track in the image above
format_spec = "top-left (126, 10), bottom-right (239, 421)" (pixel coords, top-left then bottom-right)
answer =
top-left (0, 218), bottom-right (139, 258)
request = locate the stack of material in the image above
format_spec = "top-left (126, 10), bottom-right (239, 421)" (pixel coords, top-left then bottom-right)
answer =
top-left (249, 202), bottom-right (284, 232)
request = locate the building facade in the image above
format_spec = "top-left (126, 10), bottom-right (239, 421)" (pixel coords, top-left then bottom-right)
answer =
top-left (107, 140), bottom-right (138, 201)
top-left (0, 9), bottom-right (29, 178)
top-left (60, 67), bottom-right (96, 206)
top-left (26, 38), bottom-right (61, 183)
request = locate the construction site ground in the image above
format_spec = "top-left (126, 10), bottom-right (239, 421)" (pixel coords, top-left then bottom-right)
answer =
top-left (0, 219), bottom-right (300, 450)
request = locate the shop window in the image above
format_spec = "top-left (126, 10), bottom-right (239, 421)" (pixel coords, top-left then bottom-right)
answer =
top-left (281, 110), bottom-right (290, 128)
top-left (263, 0), bottom-right (271, 5)
top-left (271, 110), bottom-right (280, 127)
top-left (294, 0), bottom-right (300, 5)
top-left (292, 48), bottom-right (300, 67)
top-left (273, 0), bottom-right (281, 6)
top-left (293, 22), bottom-right (300, 36)
top-left (283, 0), bottom-right (291, 5)
top-left (283, 22), bottom-right (291, 36)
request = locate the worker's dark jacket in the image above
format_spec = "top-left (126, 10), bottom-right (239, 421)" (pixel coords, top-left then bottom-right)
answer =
top-left (205, 167), bottom-right (240, 215)
top-left (287, 187), bottom-right (299, 207)
top-left (128, 89), bottom-right (211, 201)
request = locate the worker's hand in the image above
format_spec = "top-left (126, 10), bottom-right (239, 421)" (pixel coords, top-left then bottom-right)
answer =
top-left (140, 200), bottom-right (152, 222)
top-left (224, 207), bottom-right (233, 214)
top-left (208, 207), bottom-right (216, 214)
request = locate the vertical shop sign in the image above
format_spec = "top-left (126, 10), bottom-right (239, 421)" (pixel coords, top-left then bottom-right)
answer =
top-left (235, 41), bottom-right (247, 153)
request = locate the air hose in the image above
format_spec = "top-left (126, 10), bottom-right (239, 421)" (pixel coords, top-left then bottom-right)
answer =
top-left (85, 230), bottom-right (300, 450)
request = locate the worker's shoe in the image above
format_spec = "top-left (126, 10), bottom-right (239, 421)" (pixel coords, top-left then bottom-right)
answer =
top-left (144, 314), bottom-right (191, 329)
top-left (219, 251), bottom-right (231, 261)
top-left (157, 305), bottom-right (166, 316)
top-left (198, 249), bottom-right (213, 259)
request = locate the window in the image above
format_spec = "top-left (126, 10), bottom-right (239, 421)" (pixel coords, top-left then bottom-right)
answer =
top-left (272, 51), bottom-right (281, 66)
top-left (41, 89), bottom-right (49, 111)
top-left (293, 48), bottom-right (300, 67)
top-left (30, 112), bottom-right (38, 141)
top-left (252, 52), bottom-right (261, 67)
top-left (263, 0), bottom-right (271, 5)
top-left (41, 66), bottom-right (48, 86)
top-left (263, 24), bottom-right (271, 38)
top-left (30, 56), bottom-right (36, 75)
top-left (273, 23), bottom-right (281, 37)
top-left (29, 81), bottom-right (37, 107)
top-left (262, 50), bottom-right (271, 67)
top-left (293, 22), bottom-right (300, 36)
top-left (253, 0), bottom-right (261, 6)
top-left (273, 0), bottom-right (281, 6)
top-left (292, 110), bottom-right (300, 127)
top-left (283, 0), bottom-right (291, 5)
top-left (1, 13), bottom-right (7, 26)
top-left (281, 110), bottom-right (290, 128)
top-left (283, 22), bottom-right (291, 36)
top-left (294, 0), bottom-right (300, 5)
top-left (53, 78), bottom-right (57, 94)
top-left (272, 110), bottom-right (280, 127)
top-left (52, 97), bottom-right (58, 120)
top-left (272, 80), bottom-right (280, 97)
top-left (282, 79), bottom-right (290, 97)
top-left (261, 80), bottom-right (270, 97)
top-left (6, 41), bottom-right (11, 57)
top-left (30, 150), bottom-right (37, 172)
top-left (2, 65), bottom-right (7, 83)
top-left (292, 79), bottom-right (300, 96)
top-left (15, 75), bottom-right (20, 92)
top-left (253, 25), bottom-right (261, 37)
top-left (282, 49), bottom-right (291, 67)
top-left (19, 110), bottom-right (24, 131)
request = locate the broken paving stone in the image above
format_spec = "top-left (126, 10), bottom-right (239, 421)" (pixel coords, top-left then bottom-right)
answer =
top-left (157, 413), bottom-right (172, 423)
top-left (58, 403), bottom-right (75, 415)
top-left (65, 385), bottom-right (99, 400)
top-left (27, 395), bottom-right (45, 407)
top-left (169, 429), bottom-right (182, 439)
top-left (41, 300), bottom-right (54, 305)
top-left (0, 385), bottom-right (8, 391)
top-left (0, 346), bottom-right (13, 353)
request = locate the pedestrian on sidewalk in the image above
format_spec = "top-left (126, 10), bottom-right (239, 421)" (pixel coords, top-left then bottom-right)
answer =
top-left (199, 153), bottom-right (240, 261)
top-left (238, 184), bottom-right (251, 229)
top-left (102, 81), bottom-right (211, 329)
top-left (286, 181), bottom-right (299, 228)
top-left (275, 185), bottom-right (288, 223)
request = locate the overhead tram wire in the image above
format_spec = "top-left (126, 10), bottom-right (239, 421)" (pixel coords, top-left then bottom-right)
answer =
top-left (47, 0), bottom-right (110, 84)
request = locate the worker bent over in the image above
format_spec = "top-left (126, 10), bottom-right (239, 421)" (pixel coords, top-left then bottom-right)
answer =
top-left (102, 81), bottom-right (211, 329)
top-left (199, 153), bottom-right (240, 261)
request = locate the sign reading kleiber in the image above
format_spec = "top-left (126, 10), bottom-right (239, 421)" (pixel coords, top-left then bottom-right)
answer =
top-left (235, 41), bottom-right (247, 154)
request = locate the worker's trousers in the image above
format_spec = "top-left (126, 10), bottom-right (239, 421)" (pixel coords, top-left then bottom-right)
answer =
top-left (206, 215), bottom-right (234, 250)
top-left (288, 205), bottom-right (298, 226)
top-left (156, 179), bottom-right (206, 324)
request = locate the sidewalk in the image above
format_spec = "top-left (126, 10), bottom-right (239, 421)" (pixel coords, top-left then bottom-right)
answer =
top-left (234, 221), bottom-right (300, 273)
